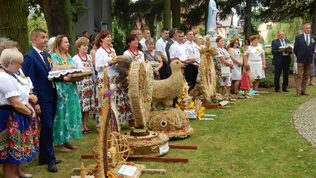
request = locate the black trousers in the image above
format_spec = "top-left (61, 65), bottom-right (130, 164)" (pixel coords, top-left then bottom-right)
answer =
top-left (159, 61), bottom-right (171, 80)
top-left (184, 64), bottom-right (198, 92)
top-left (274, 62), bottom-right (290, 91)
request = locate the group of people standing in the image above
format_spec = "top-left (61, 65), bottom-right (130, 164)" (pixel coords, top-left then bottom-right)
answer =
top-left (1, 22), bottom-right (316, 178)
top-left (214, 34), bottom-right (266, 97)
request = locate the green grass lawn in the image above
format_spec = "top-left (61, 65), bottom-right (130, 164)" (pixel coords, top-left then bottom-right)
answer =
top-left (2, 87), bottom-right (316, 178)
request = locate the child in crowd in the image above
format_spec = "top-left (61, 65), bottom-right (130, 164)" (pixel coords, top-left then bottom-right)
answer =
top-left (240, 64), bottom-right (252, 96)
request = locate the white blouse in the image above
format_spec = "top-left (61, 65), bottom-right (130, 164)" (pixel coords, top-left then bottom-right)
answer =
top-left (123, 49), bottom-right (145, 62)
top-left (0, 71), bottom-right (29, 105)
top-left (245, 45), bottom-right (265, 62)
top-left (72, 54), bottom-right (92, 69)
top-left (95, 47), bottom-right (117, 79)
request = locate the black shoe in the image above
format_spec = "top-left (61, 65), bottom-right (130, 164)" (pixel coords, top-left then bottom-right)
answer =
top-left (282, 89), bottom-right (289, 92)
top-left (275, 89), bottom-right (280, 92)
top-left (39, 160), bottom-right (62, 165)
top-left (55, 160), bottom-right (62, 164)
top-left (48, 163), bottom-right (58, 173)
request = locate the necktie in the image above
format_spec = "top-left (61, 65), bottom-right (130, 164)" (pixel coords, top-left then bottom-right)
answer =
top-left (306, 34), bottom-right (310, 46)
top-left (40, 52), bottom-right (49, 69)
top-left (282, 39), bottom-right (285, 46)
top-left (280, 39), bottom-right (284, 46)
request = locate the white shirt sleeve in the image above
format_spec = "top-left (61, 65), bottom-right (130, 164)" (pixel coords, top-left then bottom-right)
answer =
top-left (169, 44), bottom-right (178, 60)
top-left (95, 49), bottom-right (110, 72)
top-left (123, 50), bottom-right (131, 58)
top-left (0, 73), bottom-right (20, 105)
top-left (72, 55), bottom-right (85, 69)
top-left (155, 39), bottom-right (164, 52)
top-left (140, 39), bottom-right (147, 51)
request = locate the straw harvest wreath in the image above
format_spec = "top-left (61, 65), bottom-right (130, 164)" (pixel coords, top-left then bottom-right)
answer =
top-left (128, 61), bottom-right (154, 128)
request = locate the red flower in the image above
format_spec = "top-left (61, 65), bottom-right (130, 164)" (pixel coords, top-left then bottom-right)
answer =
top-left (9, 127), bottom-right (16, 134)
top-left (25, 130), bottom-right (30, 136)
top-left (8, 139), bottom-right (14, 147)
top-left (12, 121), bottom-right (18, 128)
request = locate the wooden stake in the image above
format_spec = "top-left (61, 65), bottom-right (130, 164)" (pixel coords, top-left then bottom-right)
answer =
top-left (169, 144), bottom-right (198, 150)
top-left (128, 156), bottom-right (188, 163)
top-left (81, 154), bottom-right (96, 159)
top-left (203, 103), bottom-right (223, 109)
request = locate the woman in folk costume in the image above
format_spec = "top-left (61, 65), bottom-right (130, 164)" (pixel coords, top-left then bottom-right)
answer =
top-left (94, 31), bottom-right (118, 128)
top-left (72, 37), bottom-right (96, 133)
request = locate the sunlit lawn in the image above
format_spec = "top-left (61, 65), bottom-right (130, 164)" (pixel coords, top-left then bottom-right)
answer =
top-left (1, 87), bottom-right (316, 178)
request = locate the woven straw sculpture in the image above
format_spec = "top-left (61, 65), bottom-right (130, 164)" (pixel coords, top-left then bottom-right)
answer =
top-left (152, 60), bottom-right (184, 107)
top-left (189, 38), bottom-right (217, 101)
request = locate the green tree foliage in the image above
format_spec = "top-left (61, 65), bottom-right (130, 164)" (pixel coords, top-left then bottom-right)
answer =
top-left (0, 0), bottom-right (29, 53)
top-left (113, 0), bottom-right (164, 35)
top-left (259, 0), bottom-right (316, 33)
top-left (181, 0), bottom-right (208, 30)
top-left (28, 0), bottom-right (87, 54)
top-left (267, 18), bottom-right (304, 44)
top-left (218, 0), bottom-right (264, 39)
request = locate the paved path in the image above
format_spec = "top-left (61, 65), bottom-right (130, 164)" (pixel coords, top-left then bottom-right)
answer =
top-left (293, 97), bottom-right (316, 147)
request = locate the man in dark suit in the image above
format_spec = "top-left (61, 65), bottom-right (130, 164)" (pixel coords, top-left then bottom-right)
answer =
top-left (271, 31), bottom-right (291, 92)
top-left (294, 22), bottom-right (316, 96)
top-left (23, 29), bottom-right (60, 172)
top-left (161, 28), bottom-right (178, 79)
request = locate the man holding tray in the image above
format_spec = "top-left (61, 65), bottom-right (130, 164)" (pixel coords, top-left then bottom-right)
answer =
top-left (271, 31), bottom-right (292, 92)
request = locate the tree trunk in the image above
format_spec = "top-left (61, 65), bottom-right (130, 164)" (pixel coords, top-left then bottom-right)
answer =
top-left (171, 0), bottom-right (181, 28)
top-left (244, 0), bottom-right (253, 40)
top-left (164, 0), bottom-right (171, 28)
top-left (0, 0), bottom-right (28, 53)
top-left (42, 0), bottom-right (75, 54)
top-left (312, 0), bottom-right (316, 33)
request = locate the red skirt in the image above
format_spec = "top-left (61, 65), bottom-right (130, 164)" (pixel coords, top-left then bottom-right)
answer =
top-left (240, 72), bottom-right (250, 90)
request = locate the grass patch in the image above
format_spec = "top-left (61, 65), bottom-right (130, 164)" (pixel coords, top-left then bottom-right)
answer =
top-left (1, 87), bottom-right (316, 177)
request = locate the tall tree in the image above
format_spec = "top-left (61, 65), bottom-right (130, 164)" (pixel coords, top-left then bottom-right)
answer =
top-left (171, 0), bottom-right (181, 28)
top-left (0, 0), bottom-right (29, 53)
top-left (40, 0), bottom-right (74, 52)
top-left (244, 0), bottom-right (253, 39)
top-left (164, 0), bottom-right (171, 28)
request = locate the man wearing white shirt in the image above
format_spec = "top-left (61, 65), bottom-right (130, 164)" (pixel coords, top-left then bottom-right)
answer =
top-left (155, 28), bottom-right (169, 63)
top-left (294, 22), bottom-right (316, 96)
top-left (139, 27), bottom-right (151, 51)
top-left (155, 28), bottom-right (169, 79)
top-left (169, 30), bottom-right (197, 90)
top-left (184, 30), bottom-right (200, 90)
top-left (271, 31), bottom-right (291, 92)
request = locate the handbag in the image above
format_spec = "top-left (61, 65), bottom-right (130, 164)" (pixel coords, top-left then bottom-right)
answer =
top-left (221, 66), bottom-right (230, 77)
